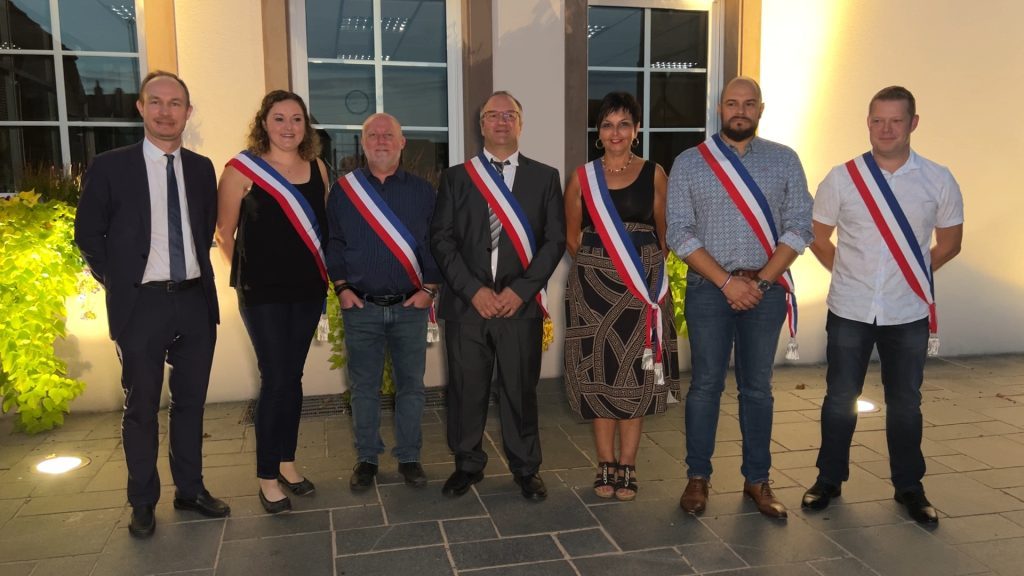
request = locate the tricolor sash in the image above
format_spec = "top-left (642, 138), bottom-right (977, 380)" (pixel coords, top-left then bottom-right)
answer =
top-left (845, 152), bottom-right (939, 355)
top-left (465, 153), bottom-right (549, 316)
top-left (337, 169), bottom-right (439, 342)
top-left (227, 151), bottom-right (327, 282)
top-left (697, 134), bottom-right (800, 359)
top-left (577, 159), bottom-right (669, 383)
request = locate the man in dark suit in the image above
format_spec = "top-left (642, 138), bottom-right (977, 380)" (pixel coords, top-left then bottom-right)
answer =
top-left (430, 91), bottom-right (565, 500)
top-left (74, 71), bottom-right (229, 537)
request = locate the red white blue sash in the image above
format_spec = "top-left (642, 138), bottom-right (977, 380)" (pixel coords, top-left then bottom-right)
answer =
top-left (845, 152), bottom-right (938, 350)
top-left (227, 151), bottom-right (327, 282)
top-left (698, 135), bottom-right (799, 357)
top-left (577, 159), bottom-right (668, 380)
top-left (337, 169), bottom-right (439, 341)
top-left (465, 153), bottom-right (549, 316)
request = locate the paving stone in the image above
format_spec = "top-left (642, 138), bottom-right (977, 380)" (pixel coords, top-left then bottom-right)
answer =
top-left (0, 497), bottom-right (24, 528)
top-left (925, 473), bottom-right (1024, 517)
top-left (91, 518), bottom-right (224, 575)
top-left (701, 513), bottom-right (845, 566)
top-left (932, 514), bottom-right (1024, 545)
top-left (769, 421), bottom-right (823, 452)
top-left (0, 508), bottom-right (120, 561)
top-left (795, 500), bottom-right (905, 530)
top-left (223, 510), bottom-right (330, 540)
top-left (771, 449), bottom-right (818, 470)
top-left (0, 562), bottom-right (33, 575)
top-left (829, 523), bottom-right (986, 576)
top-left (18, 488), bottom-right (125, 516)
top-left (449, 535), bottom-right (562, 570)
top-left (22, 554), bottom-right (99, 576)
top-left (590, 500), bottom-right (717, 551)
top-left (923, 401), bottom-right (992, 425)
top-left (378, 480), bottom-right (486, 523)
top-left (711, 564), bottom-right (821, 576)
top-left (573, 547), bottom-right (692, 575)
top-left (957, 536), bottom-right (1024, 576)
top-left (676, 541), bottom-right (747, 573)
top-left (441, 517), bottom-right (497, 543)
top-left (924, 423), bottom-right (991, 441)
top-left (555, 527), bottom-right (617, 556)
top-left (806, 557), bottom-right (879, 576)
top-left (335, 521), bottom-right (443, 555)
top-left (1002, 510), bottom-right (1024, 528)
top-left (933, 453), bottom-right (991, 472)
top-left (482, 486), bottom-right (597, 537)
top-left (465, 560), bottom-right (576, 576)
top-left (217, 532), bottom-right (333, 576)
top-left (944, 436), bottom-right (1024, 469)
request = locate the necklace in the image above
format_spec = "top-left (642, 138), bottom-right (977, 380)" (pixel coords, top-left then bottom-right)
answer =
top-left (604, 152), bottom-right (634, 174)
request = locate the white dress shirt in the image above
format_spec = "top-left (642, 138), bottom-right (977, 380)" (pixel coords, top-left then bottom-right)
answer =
top-left (482, 149), bottom-right (520, 280)
top-left (813, 150), bottom-right (964, 325)
top-left (141, 138), bottom-right (201, 283)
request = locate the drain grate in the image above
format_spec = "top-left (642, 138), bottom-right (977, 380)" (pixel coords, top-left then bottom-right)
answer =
top-left (239, 387), bottom-right (450, 425)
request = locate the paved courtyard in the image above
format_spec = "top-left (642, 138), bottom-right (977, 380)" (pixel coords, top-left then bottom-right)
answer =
top-left (1, 354), bottom-right (1024, 575)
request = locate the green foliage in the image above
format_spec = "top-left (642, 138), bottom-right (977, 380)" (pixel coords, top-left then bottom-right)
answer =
top-left (0, 191), bottom-right (89, 433)
top-left (666, 252), bottom-right (688, 336)
top-left (324, 293), bottom-right (395, 396)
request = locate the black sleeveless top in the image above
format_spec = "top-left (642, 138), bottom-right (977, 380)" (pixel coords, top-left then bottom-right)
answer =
top-left (230, 160), bottom-right (328, 306)
top-left (581, 160), bottom-right (656, 230)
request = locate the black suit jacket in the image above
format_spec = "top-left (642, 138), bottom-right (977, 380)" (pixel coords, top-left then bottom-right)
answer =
top-left (430, 154), bottom-right (565, 322)
top-left (74, 141), bottom-right (220, 340)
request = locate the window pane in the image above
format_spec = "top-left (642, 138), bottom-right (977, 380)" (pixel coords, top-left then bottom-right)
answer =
top-left (382, 66), bottom-right (447, 127)
top-left (0, 54), bottom-right (58, 121)
top-left (63, 56), bottom-right (140, 121)
top-left (381, 0), bottom-right (446, 62)
top-left (587, 72), bottom-right (643, 128)
top-left (318, 128), bottom-right (448, 181)
top-left (306, 0), bottom-right (373, 60)
top-left (69, 125), bottom-right (142, 167)
top-left (58, 0), bottom-right (137, 53)
top-left (0, 126), bottom-right (60, 194)
top-left (588, 7), bottom-right (642, 68)
top-left (317, 129), bottom-right (362, 176)
top-left (587, 131), bottom-right (644, 163)
top-left (308, 63), bottom-right (375, 125)
top-left (1, 0), bottom-right (53, 50)
top-left (650, 131), bottom-right (704, 173)
top-left (650, 9), bottom-right (708, 69)
top-left (650, 72), bottom-right (706, 128)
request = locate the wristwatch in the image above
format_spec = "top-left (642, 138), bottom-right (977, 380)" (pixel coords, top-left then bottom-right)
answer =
top-left (755, 277), bottom-right (772, 294)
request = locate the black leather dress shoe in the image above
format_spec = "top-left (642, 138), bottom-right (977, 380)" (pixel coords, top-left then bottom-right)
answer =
top-left (259, 488), bottom-right (292, 514)
top-left (442, 469), bottom-right (483, 497)
top-left (398, 462), bottom-right (428, 487)
top-left (349, 462), bottom-right (378, 491)
top-left (895, 489), bottom-right (939, 524)
top-left (278, 474), bottom-right (316, 496)
top-left (514, 474), bottom-right (547, 501)
top-left (128, 504), bottom-right (155, 537)
top-left (173, 489), bottom-right (231, 518)
top-left (802, 480), bottom-right (841, 510)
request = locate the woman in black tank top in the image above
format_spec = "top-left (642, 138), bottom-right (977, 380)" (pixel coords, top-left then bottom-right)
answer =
top-left (563, 92), bottom-right (681, 502)
top-left (216, 91), bottom-right (329, 514)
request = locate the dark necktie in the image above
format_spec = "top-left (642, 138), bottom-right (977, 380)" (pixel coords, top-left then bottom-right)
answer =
top-left (489, 159), bottom-right (510, 251)
top-left (165, 154), bottom-right (186, 282)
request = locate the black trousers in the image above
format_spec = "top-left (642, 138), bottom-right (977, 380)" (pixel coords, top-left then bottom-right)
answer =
top-left (443, 318), bottom-right (543, 476)
top-left (115, 284), bottom-right (215, 506)
top-left (238, 298), bottom-right (322, 479)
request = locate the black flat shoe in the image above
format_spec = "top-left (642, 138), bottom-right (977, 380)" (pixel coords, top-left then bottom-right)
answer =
top-left (173, 489), bottom-right (231, 518)
top-left (802, 480), bottom-right (841, 511)
top-left (895, 489), bottom-right (939, 524)
top-left (442, 469), bottom-right (483, 497)
top-left (259, 489), bottom-right (292, 514)
top-left (277, 474), bottom-right (316, 496)
top-left (128, 504), bottom-right (155, 537)
top-left (514, 473), bottom-right (547, 501)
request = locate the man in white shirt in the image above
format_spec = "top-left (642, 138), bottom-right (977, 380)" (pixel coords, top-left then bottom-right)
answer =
top-left (803, 86), bottom-right (964, 524)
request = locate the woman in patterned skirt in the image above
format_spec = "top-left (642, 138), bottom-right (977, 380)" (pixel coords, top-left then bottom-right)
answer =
top-left (563, 92), bottom-right (680, 501)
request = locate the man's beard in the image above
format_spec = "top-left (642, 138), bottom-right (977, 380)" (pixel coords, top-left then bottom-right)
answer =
top-left (721, 118), bottom-right (757, 142)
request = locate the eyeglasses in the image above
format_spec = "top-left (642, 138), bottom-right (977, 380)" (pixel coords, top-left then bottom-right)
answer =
top-left (481, 110), bottom-right (520, 123)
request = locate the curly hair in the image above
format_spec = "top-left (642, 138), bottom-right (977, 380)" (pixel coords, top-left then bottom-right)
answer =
top-left (246, 90), bottom-right (320, 161)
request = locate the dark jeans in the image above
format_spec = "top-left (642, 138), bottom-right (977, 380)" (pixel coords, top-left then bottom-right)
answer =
top-left (683, 272), bottom-right (787, 483)
top-left (239, 298), bottom-right (323, 479)
top-left (816, 312), bottom-right (929, 492)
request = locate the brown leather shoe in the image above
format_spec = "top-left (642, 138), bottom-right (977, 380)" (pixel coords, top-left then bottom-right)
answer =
top-left (679, 477), bottom-right (709, 514)
top-left (743, 480), bottom-right (788, 519)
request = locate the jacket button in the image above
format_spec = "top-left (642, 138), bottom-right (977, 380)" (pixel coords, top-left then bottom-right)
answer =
top-left (133, 282), bottom-right (140, 288)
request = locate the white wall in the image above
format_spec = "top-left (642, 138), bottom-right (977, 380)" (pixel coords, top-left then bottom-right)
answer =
top-left (758, 0), bottom-right (1024, 361)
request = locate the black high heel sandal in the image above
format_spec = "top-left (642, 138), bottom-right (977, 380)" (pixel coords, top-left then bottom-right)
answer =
top-left (593, 461), bottom-right (617, 498)
top-left (615, 464), bottom-right (638, 501)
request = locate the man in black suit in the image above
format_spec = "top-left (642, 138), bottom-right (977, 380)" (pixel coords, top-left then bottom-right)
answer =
top-left (430, 91), bottom-right (565, 500)
top-left (75, 71), bottom-right (229, 537)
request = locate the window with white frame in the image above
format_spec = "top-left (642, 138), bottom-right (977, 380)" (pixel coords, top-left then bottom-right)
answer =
top-left (292, 0), bottom-right (461, 182)
top-left (587, 2), bottom-right (717, 171)
top-left (0, 0), bottom-right (144, 193)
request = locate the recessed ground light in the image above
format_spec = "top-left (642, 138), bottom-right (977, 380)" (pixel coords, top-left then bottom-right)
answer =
top-left (35, 454), bottom-right (90, 475)
top-left (857, 399), bottom-right (880, 413)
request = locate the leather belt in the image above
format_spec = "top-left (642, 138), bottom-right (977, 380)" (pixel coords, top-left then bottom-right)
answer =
top-left (142, 278), bottom-right (201, 293)
top-left (354, 288), bottom-right (419, 307)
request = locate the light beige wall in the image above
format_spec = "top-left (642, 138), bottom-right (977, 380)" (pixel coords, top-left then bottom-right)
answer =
top-left (758, 0), bottom-right (1024, 360)
top-left (493, 0), bottom-right (569, 378)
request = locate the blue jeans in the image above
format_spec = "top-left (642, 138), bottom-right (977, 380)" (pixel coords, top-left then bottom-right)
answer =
top-left (683, 273), bottom-right (786, 483)
top-left (817, 312), bottom-right (928, 492)
top-left (342, 302), bottom-right (429, 465)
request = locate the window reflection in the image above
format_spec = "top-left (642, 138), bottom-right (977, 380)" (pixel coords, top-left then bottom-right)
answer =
top-left (63, 56), bottom-right (140, 121)
top-left (0, 55), bottom-right (58, 121)
top-left (58, 0), bottom-right (137, 53)
top-left (0, 126), bottom-right (60, 194)
top-left (0, 0), bottom-right (53, 50)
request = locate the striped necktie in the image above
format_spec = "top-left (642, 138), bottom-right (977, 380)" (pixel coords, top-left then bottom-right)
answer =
top-left (489, 159), bottom-right (509, 251)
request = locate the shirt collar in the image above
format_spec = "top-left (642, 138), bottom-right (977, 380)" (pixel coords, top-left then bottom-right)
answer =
top-left (482, 149), bottom-right (520, 167)
top-left (142, 137), bottom-right (181, 162)
top-left (876, 149), bottom-right (921, 177)
top-left (718, 134), bottom-right (760, 157)
top-left (360, 166), bottom-right (407, 183)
